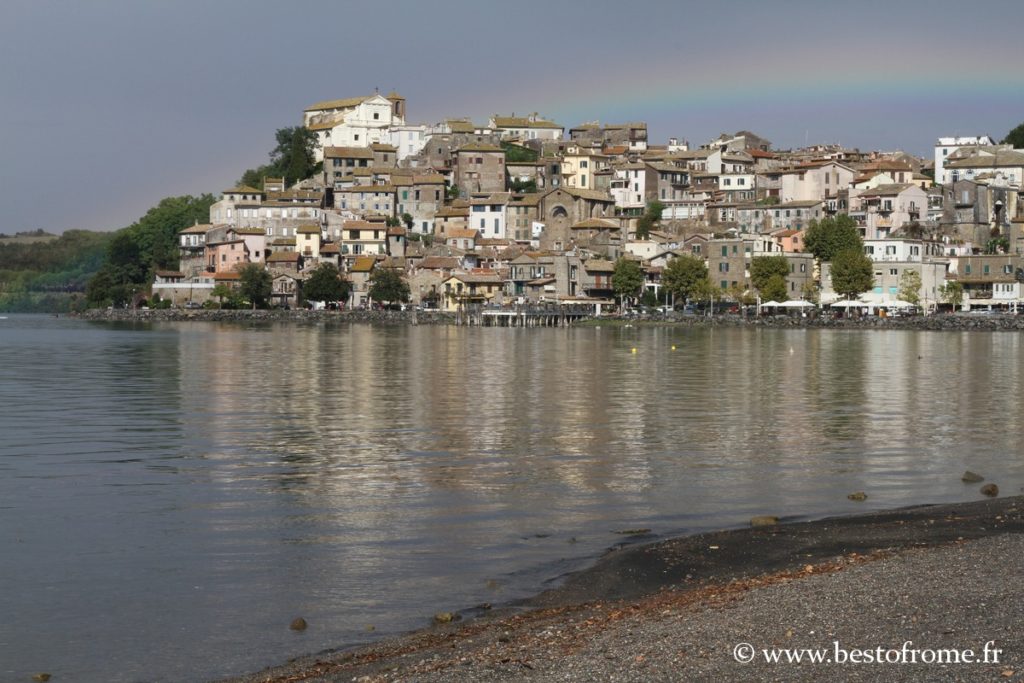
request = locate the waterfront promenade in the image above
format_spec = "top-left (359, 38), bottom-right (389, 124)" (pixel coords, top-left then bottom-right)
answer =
top-left (77, 307), bottom-right (1024, 332)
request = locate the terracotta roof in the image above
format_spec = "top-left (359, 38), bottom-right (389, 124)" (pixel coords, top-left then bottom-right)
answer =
top-left (230, 228), bottom-right (266, 236)
top-left (213, 271), bottom-right (241, 280)
top-left (350, 256), bottom-right (377, 272)
top-left (155, 270), bottom-right (184, 278)
top-left (458, 143), bottom-right (505, 153)
top-left (179, 223), bottom-right (212, 235)
top-left (267, 251), bottom-right (301, 263)
top-left (563, 187), bottom-right (615, 202)
top-left (445, 119), bottom-right (478, 133)
top-left (446, 271), bottom-right (504, 284)
top-left (571, 218), bottom-right (619, 230)
top-left (320, 243), bottom-right (340, 253)
top-left (370, 143), bottom-right (397, 152)
top-left (493, 116), bottom-right (562, 129)
top-left (584, 260), bottom-right (616, 273)
top-left (859, 183), bottom-right (916, 197)
top-left (223, 185), bottom-right (262, 194)
top-left (419, 256), bottom-right (461, 270)
top-left (305, 96), bottom-right (371, 112)
top-left (447, 229), bottom-right (479, 239)
top-left (436, 206), bottom-right (470, 218)
top-left (324, 146), bottom-right (374, 159)
top-left (296, 224), bottom-right (321, 234)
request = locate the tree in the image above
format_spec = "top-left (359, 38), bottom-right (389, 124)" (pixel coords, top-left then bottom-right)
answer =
top-left (302, 263), bottom-right (350, 305)
top-left (662, 254), bottom-right (708, 302)
top-left (238, 263), bottom-right (272, 309)
top-left (749, 255), bottom-right (790, 296)
top-left (939, 281), bottom-right (964, 309)
top-left (830, 249), bottom-right (874, 299)
top-left (898, 269), bottom-right (922, 306)
top-left (271, 126), bottom-right (320, 186)
top-left (238, 126), bottom-right (320, 188)
top-left (401, 213), bottom-right (414, 231)
top-left (368, 268), bottom-right (410, 307)
top-left (210, 283), bottom-right (233, 308)
top-left (802, 281), bottom-right (821, 304)
top-left (635, 200), bottom-right (665, 240)
top-left (804, 214), bottom-right (863, 262)
top-left (761, 274), bottom-right (788, 302)
top-left (1003, 121), bottom-right (1024, 148)
top-left (611, 258), bottom-right (644, 308)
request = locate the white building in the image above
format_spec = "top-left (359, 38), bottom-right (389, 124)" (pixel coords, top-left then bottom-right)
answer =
top-left (469, 193), bottom-right (510, 239)
top-left (389, 124), bottom-right (429, 161)
top-left (934, 135), bottom-right (996, 185)
top-left (304, 93), bottom-right (407, 162)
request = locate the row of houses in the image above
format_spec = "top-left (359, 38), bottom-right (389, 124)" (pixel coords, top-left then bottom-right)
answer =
top-left (152, 92), bottom-right (1024, 312)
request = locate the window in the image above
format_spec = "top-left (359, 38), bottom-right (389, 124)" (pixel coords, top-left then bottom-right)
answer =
top-left (965, 264), bottom-right (972, 274)
top-left (983, 265), bottom-right (990, 275)
top-left (373, 112), bottom-right (379, 120)
top-left (354, 134), bottom-right (360, 141)
top-left (890, 268), bottom-right (898, 276)
top-left (721, 246), bottom-right (728, 257)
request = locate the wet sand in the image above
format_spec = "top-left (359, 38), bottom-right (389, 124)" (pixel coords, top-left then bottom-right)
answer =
top-left (222, 495), bottom-right (1024, 682)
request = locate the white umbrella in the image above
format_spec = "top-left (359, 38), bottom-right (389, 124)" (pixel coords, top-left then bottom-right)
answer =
top-left (829, 299), bottom-right (866, 308)
top-left (883, 299), bottom-right (916, 308)
top-left (780, 299), bottom-right (816, 308)
top-left (760, 300), bottom-right (782, 307)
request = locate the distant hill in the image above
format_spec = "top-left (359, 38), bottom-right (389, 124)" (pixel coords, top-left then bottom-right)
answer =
top-left (0, 230), bottom-right (60, 245)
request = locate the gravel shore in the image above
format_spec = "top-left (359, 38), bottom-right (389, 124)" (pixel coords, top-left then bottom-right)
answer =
top-left (223, 496), bottom-right (1023, 683)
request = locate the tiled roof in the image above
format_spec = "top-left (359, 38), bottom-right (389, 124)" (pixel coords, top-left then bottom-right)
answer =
top-left (305, 96), bottom-right (370, 112)
top-left (349, 256), bottom-right (378, 272)
top-left (324, 146), bottom-right (374, 159)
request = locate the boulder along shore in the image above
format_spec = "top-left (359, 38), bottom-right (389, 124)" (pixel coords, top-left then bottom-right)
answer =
top-left (222, 495), bottom-right (1024, 683)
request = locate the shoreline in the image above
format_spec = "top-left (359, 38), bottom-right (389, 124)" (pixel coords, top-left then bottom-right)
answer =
top-left (72, 308), bottom-right (1024, 331)
top-left (221, 494), bottom-right (1024, 683)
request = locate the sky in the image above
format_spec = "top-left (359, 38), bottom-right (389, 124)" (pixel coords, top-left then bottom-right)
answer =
top-left (2, 0), bottom-right (1023, 234)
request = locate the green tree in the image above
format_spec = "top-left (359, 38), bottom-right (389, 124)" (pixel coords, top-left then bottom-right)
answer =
top-left (804, 214), bottom-right (863, 262)
top-left (830, 249), bottom-right (874, 299)
top-left (302, 263), bottom-right (350, 304)
top-left (802, 281), bottom-right (821, 304)
top-left (368, 268), bottom-right (410, 307)
top-left (1003, 121), bottom-right (1024, 148)
top-left (401, 213), bottom-right (414, 231)
top-left (635, 200), bottom-right (665, 240)
top-left (238, 263), bottom-right (272, 309)
top-left (749, 255), bottom-right (790, 296)
top-left (509, 178), bottom-right (537, 193)
top-left (611, 258), bottom-right (644, 308)
top-left (271, 126), bottom-right (320, 186)
top-left (238, 127), bottom-right (320, 188)
top-left (761, 274), bottom-right (789, 302)
top-left (662, 254), bottom-right (708, 302)
top-left (210, 283), bottom-right (233, 308)
top-left (898, 269), bottom-right (922, 306)
top-left (939, 281), bottom-right (964, 309)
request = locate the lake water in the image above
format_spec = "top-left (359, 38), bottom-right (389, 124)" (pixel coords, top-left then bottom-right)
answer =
top-left (1, 314), bottom-right (1023, 681)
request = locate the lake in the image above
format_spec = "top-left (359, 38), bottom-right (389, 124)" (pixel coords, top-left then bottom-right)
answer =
top-left (1, 314), bottom-right (1022, 681)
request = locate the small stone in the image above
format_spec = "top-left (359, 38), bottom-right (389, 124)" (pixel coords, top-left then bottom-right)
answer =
top-left (289, 617), bottom-right (307, 631)
top-left (847, 492), bottom-right (867, 501)
top-left (32, 675), bottom-right (51, 682)
top-left (434, 612), bottom-right (460, 624)
top-left (962, 470), bottom-right (984, 483)
top-left (804, 564), bottom-right (814, 573)
top-left (981, 483), bottom-right (999, 497)
top-left (750, 515), bottom-right (779, 527)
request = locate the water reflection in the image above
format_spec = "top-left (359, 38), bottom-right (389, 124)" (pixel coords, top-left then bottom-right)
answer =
top-left (2, 316), bottom-right (1024, 682)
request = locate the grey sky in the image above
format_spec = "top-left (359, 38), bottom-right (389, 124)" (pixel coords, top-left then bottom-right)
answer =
top-left (2, 0), bottom-right (1022, 234)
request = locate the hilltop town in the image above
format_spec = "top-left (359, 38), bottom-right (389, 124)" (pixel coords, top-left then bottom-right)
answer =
top-left (152, 91), bottom-right (1024, 314)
